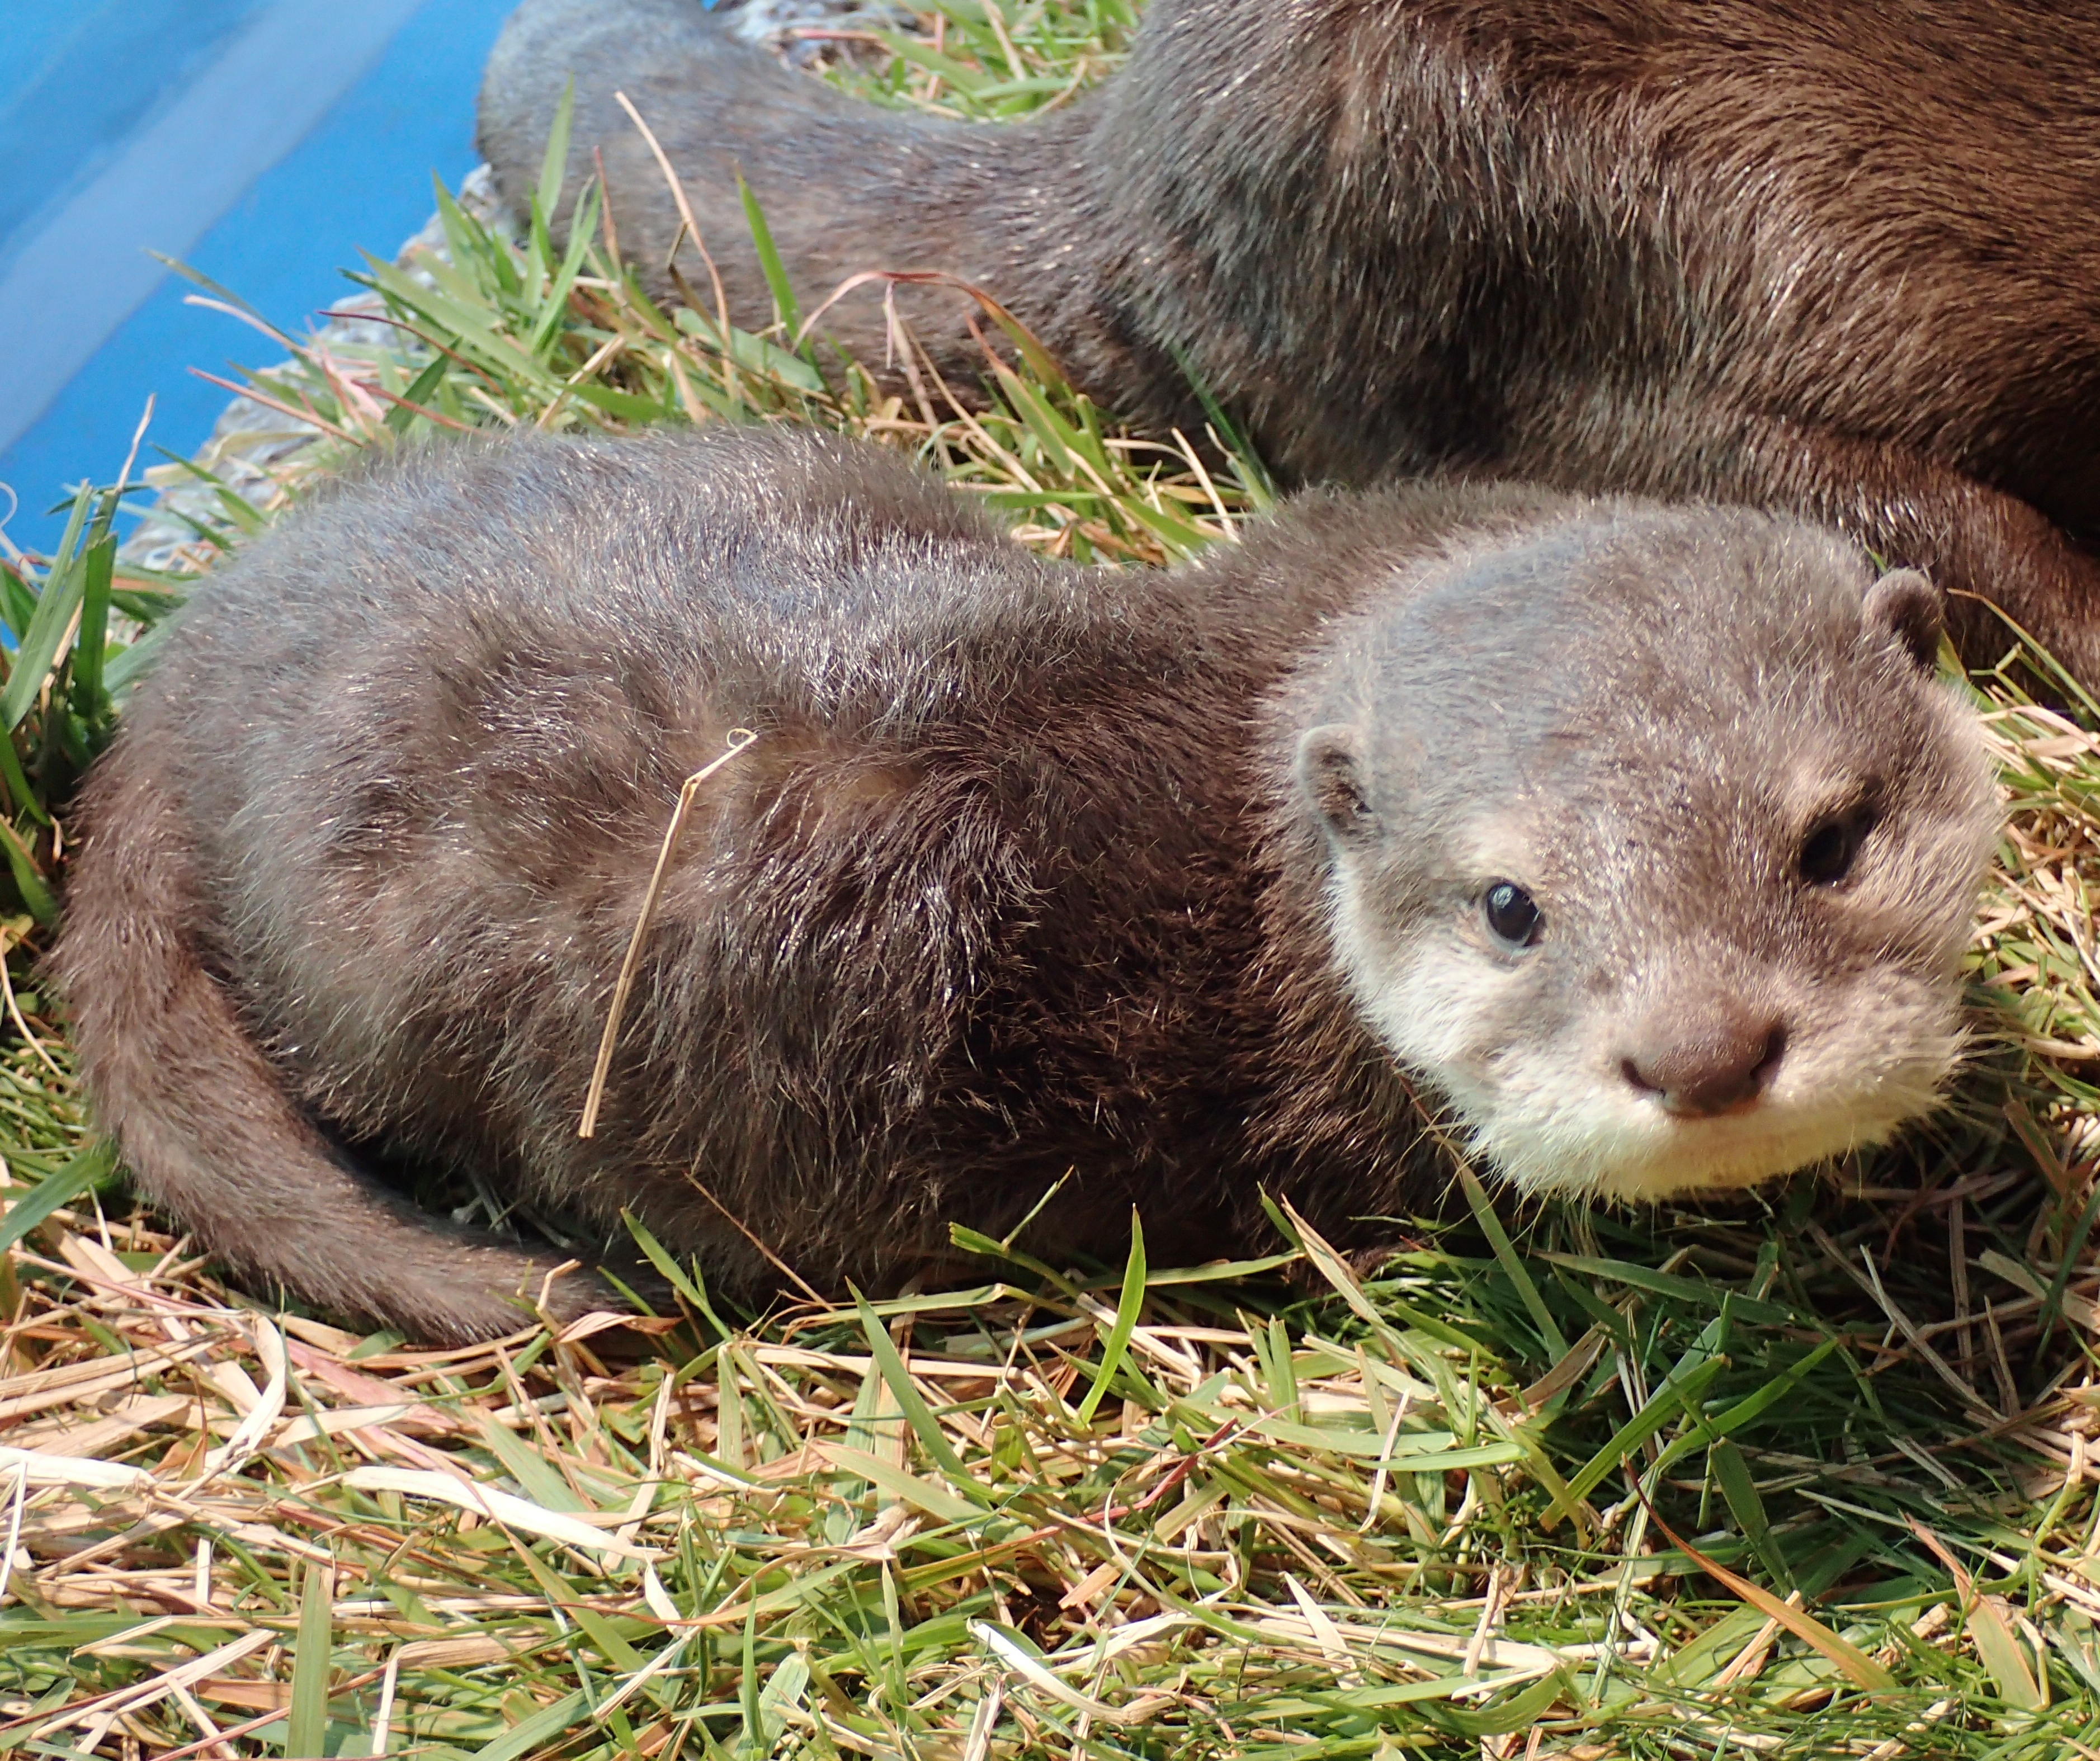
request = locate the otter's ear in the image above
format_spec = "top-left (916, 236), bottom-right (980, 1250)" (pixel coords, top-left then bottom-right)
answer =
top-left (1296, 724), bottom-right (1379, 841)
top-left (1862, 568), bottom-right (1943, 673)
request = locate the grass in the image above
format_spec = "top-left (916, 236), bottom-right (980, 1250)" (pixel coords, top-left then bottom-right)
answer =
top-left (0, 1), bottom-right (2097, 1753)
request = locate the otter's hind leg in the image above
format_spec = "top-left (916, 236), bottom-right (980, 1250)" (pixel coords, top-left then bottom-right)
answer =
top-left (476, 0), bottom-right (1096, 391)
top-left (54, 735), bottom-right (618, 1345)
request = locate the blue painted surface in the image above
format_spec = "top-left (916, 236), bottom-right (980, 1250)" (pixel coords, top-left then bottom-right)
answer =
top-left (0, 1), bottom-right (270, 263)
top-left (0, 0), bottom-right (518, 556)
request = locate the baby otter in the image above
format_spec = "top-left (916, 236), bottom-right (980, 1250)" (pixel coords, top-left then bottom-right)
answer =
top-left (478, 0), bottom-right (2100, 683)
top-left (56, 429), bottom-right (1998, 1343)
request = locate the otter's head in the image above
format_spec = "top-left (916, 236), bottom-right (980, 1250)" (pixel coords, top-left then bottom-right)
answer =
top-left (1289, 506), bottom-right (1999, 1201)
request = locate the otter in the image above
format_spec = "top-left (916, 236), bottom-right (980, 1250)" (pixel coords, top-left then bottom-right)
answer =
top-left (476, 0), bottom-right (2100, 683)
top-left (55, 428), bottom-right (1998, 1343)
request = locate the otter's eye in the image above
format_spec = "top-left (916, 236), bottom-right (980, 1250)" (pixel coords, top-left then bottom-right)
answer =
top-left (1483, 880), bottom-right (1542, 949)
top-left (1799, 806), bottom-right (1877, 886)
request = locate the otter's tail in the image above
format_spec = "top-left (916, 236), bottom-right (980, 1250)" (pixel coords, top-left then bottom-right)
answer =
top-left (54, 734), bottom-right (610, 1345)
top-left (476, 0), bottom-right (1103, 391)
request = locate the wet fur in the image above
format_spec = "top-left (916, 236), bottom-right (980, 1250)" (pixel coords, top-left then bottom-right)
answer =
top-left (478, 0), bottom-right (2100, 681)
top-left (55, 429), bottom-right (1996, 1342)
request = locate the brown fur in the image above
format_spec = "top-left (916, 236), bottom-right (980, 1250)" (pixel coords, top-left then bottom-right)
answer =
top-left (54, 429), bottom-right (1997, 1342)
top-left (478, 0), bottom-right (2100, 681)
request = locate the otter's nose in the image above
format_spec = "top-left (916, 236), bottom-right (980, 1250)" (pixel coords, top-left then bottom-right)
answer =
top-left (1621, 1007), bottom-right (1786, 1118)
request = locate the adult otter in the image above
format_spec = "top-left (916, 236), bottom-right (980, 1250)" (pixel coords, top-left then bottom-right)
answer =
top-left (56, 428), bottom-right (1997, 1343)
top-left (477, 0), bottom-right (2100, 683)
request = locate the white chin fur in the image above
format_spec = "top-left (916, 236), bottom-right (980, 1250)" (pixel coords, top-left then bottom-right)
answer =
top-left (1333, 897), bottom-right (1964, 1203)
top-left (1460, 1057), bottom-right (1959, 1202)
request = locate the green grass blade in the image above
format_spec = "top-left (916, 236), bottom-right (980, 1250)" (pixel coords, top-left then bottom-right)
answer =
top-left (0, 1141), bottom-right (115, 1257)
top-left (286, 1561), bottom-right (333, 1759)
top-left (527, 181), bottom-right (601, 357)
top-left (1698, 1336), bottom-right (1841, 1438)
top-left (1658, 1510), bottom-right (1896, 1692)
top-left (0, 561), bottom-right (36, 639)
top-left (852, 1287), bottom-right (991, 1502)
top-left (2036, 1178), bottom-right (2100, 1353)
top-left (947, 1223), bottom-right (1084, 1299)
top-left (1163, 338), bottom-right (1278, 508)
top-left (878, 36), bottom-right (989, 93)
top-left (1537, 1250), bottom-right (1793, 1325)
top-left (3, 544), bottom-right (88, 735)
top-left (152, 255), bottom-right (298, 348)
top-left (737, 173), bottom-right (805, 348)
top-left (535, 79), bottom-right (577, 230)
top-left (1117, 492), bottom-right (1221, 561)
top-left (433, 172), bottom-right (516, 296)
top-left (381, 355), bottom-right (450, 436)
top-left (1708, 1436), bottom-right (1787, 1588)
top-left (1457, 1164), bottom-right (1568, 1359)
top-left (513, 1545), bottom-right (646, 1672)
top-left (1431, 1668), bottom-right (1572, 1739)
top-left (470, 1687), bottom-right (589, 1761)
top-left (1075, 1212), bottom-right (1146, 1423)
top-left (1556, 1353), bottom-right (1727, 1516)
top-left (0, 816), bottom-right (57, 924)
top-left (67, 535), bottom-right (115, 720)
top-left (0, 729), bottom-right (46, 826)
top-left (476, 1412), bottom-right (591, 1513)
top-left (622, 1210), bottom-right (732, 1339)
top-left (738, 1599), bottom-right (768, 1757)
top-left (822, 1446), bottom-right (983, 1524)
top-left (102, 617), bottom-right (177, 700)
top-left (355, 258), bottom-right (556, 388)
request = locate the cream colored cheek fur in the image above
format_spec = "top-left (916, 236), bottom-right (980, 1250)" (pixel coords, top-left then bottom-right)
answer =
top-left (1327, 890), bottom-right (1966, 1201)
